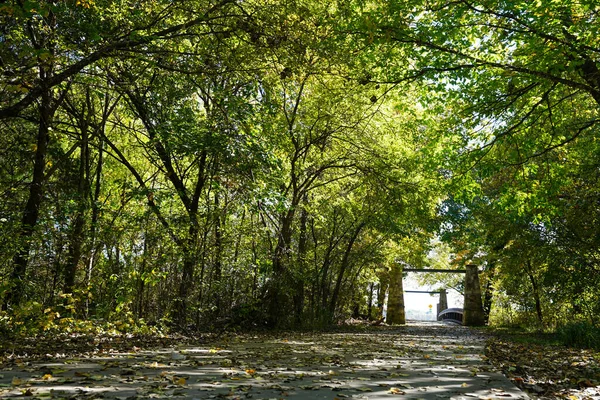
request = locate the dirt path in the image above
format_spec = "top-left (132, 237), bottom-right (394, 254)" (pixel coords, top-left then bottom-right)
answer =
top-left (0, 321), bottom-right (528, 399)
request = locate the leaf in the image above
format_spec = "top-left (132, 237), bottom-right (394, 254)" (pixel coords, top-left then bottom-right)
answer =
top-left (389, 387), bottom-right (406, 395)
top-left (174, 377), bottom-right (186, 385)
top-left (11, 377), bottom-right (23, 386)
top-left (51, 368), bottom-right (67, 375)
top-left (42, 374), bottom-right (52, 380)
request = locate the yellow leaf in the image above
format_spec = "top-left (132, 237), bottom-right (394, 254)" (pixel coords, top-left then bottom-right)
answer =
top-left (245, 369), bottom-right (256, 375)
top-left (12, 377), bottom-right (23, 385)
top-left (389, 387), bottom-right (405, 395)
top-left (461, 383), bottom-right (468, 388)
top-left (42, 374), bottom-right (52, 380)
top-left (174, 377), bottom-right (186, 385)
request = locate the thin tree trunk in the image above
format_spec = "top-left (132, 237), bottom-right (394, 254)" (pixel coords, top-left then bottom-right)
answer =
top-left (377, 270), bottom-right (390, 320)
top-left (367, 282), bottom-right (374, 320)
top-left (64, 114), bottom-right (90, 295)
top-left (329, 222), bottom-right (365, 318)
top-left (86, 135), bottom-right (103, 286)
top-left (266, 207), bottom-right (296, 327)
top-left (294, 197), bottom-right (308, 326)
top-left (213, 191), bottom-right (222, 315)
top-left (137, 233), bottom-right (148, 319)
top-left (482, 263), bottom-right (496, 324)
top-left (3, 81), bottom-right (53, 309)
top-left (526, 260), bottom-right (543, 325)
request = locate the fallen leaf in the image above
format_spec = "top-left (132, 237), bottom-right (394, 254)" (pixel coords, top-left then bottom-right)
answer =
top-left (390, 387), bottom-right (406, 395)
top-left (174, 377), bottom-right (186, 385)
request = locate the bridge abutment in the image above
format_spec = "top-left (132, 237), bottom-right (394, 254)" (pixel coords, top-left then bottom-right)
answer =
top-left (463, 264), bottom-right (486, 326)
top-left (437, 289), bottom-right (448, 320)
top-left (387, 264), bottom-right (406, 324)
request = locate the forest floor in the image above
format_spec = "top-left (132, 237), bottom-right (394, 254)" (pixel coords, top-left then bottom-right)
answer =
top-left (0, 321), bottom-right (597, 399)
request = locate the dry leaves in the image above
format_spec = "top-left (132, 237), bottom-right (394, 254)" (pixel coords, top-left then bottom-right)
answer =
top-left (486, 337), bottom-right (600, 398)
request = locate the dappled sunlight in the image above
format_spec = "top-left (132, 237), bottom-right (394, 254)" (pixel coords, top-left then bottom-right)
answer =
top-left (1, 323), bottom-right (527, 399)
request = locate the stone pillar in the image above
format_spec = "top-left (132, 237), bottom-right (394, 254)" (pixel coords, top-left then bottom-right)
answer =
top-left (386, 264), bottom-right (405, 324)
top-left (463, 264), bottom-right (485, 326)
top-left (437, 289), bottom-right (448, 321)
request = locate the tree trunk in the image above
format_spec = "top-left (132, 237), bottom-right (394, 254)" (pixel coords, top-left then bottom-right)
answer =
top-left (175, 247), bottom-right (195, 326)
top-left (85, 135), bottom-right (103, 288)
top-left (293, 196), bottom-right (308, 326)
top-left (526, 260), bottom-right (543, 325)
top-left (367, 282), bottom-right (374, 320)
top-left (213, 191), bottom-right (223, 315)
top-left (376, 269), bottom-right (389, 319)
top-left (3, 80), bottom-right (53, 309)
top-left (266, 207), bottom-right (296, 327)
top-left (64, 119), bottom-right (90, 295)
top-left (329, 222), bottom-right (365, 318)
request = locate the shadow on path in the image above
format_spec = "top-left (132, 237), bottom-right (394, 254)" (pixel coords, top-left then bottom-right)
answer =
top-left (0, 321), bottom-right (528, 399)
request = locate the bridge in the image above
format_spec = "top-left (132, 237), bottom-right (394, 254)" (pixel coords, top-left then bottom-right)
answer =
top-left (438, 308), bottom-right (464, 325)
top-left (391, 264), bottom-right (485, 327)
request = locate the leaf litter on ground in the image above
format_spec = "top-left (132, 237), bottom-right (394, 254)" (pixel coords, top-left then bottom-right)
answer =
top-left (0, 322), bottom-right (534, 399)
top-left (486, 334), bottom-right (600, 399)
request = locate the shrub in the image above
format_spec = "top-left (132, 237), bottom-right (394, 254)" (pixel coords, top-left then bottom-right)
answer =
top-left (557, 321), bottom-right (600, 350)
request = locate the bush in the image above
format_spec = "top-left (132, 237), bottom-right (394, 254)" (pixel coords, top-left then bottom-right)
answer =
top-left (557, 321), bottom-right (600, 349)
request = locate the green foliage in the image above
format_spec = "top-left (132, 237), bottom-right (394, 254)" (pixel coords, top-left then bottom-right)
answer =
top-left (557, 321), bottom-right (600, 350)
top-left (0, 295), bottom-right (166, 340)
top-left (2, 0), bottom-right (600, 335)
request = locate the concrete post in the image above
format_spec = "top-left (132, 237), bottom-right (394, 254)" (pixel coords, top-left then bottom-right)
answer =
top-left (386, 264), bottom-right (405, 324)
top-left (463, 264), bottom-right (485, 326)
top-left (437, 289), bottom-right (448, 321)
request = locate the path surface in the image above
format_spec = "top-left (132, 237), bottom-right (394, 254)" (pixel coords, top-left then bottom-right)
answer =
top-left (1, 321), bottom-right (529, 399)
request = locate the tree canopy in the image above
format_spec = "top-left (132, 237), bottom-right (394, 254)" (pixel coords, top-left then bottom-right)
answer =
top-left (1, 0), bottom-right (599, 334)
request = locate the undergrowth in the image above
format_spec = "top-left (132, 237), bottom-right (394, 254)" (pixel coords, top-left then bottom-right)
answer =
top-left (557, 321), bottom-right (600, 350)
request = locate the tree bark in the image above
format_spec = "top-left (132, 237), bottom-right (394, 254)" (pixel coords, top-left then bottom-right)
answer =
top-left (526, 260), bottom-right (543, 325)
top-left (376, 269), bottom-right (389, 320)
top-left (292, 204), bottom-right (308, 326)
top-left (64, 102), bottom-right (91, 295)
top-left (329, 222), bottom-right (365, 318)
top-left (3, 70), bottom-right (54, 309)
